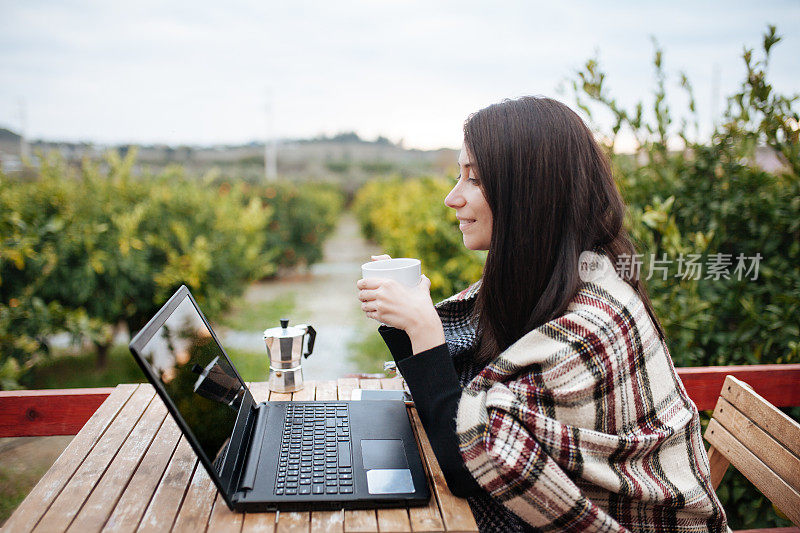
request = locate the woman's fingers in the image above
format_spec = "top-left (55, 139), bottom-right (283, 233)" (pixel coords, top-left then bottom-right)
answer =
top-left (371, 254), bottom-right (391, 261)
top-left (357, 278), bottom-right (383, 290)
top-left (420, 274), bottom-right (431, 290)
top-left (358, 288), bottom-right (379, 302)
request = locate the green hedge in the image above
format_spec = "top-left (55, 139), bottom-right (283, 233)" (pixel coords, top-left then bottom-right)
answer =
top-left (0, 150), bottom-right (342, 387)
top-left (253, 181), bottom-right (343, 268)
top-left (572, 28), bottom-right (799, 372)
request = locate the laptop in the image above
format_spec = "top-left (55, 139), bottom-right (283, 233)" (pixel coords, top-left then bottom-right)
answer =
top-left (129, 285), bottom-right (430, 511)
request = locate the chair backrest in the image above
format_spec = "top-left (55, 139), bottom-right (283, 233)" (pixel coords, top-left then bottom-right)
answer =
top-left (704, 375), bottom-right (800, 526)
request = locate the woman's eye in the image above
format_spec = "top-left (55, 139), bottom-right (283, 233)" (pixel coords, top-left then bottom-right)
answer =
top-left (454, 172), bottom-right (478, 185)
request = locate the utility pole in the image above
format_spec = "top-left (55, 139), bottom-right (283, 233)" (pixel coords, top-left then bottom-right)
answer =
top-left (264, 89), bottom-right (277, 181)
top-left (18, 98), bottom-right (29, 161)
top-left (711, 64), bottom-right (721, 134)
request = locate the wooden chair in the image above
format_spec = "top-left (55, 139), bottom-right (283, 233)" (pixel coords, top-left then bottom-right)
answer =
top-left (704, 375), bottom-right (800, 527)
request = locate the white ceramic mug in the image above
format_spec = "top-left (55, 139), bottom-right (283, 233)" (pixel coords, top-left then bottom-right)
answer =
top-left (361, 258), bottom-right (422, 287)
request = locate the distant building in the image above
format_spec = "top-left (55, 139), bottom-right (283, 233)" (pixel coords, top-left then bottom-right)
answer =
top-left (0, 127), bottom-right (21, 155)
top-left (0, 127), bottom-right (23, 173)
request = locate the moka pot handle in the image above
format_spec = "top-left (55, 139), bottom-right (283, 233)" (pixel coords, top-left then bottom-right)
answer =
top-left (302, 325), bottom-right (316, 358)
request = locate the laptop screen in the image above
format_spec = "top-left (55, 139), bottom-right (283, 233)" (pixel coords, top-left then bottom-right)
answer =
top-left (134, 293), bottom-right (247, 469)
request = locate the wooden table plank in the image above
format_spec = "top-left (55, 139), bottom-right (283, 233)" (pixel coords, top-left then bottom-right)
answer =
top-left (206, 496), bottom-right (244, 533)
top-left (275, 511), bottom-right (311, 533)
top-left (344, 510), bottom-right (379, 532)
top-left (358, 378), bottom-right (381, 390)
top-left (68, 394), bottom-right (168, 532)
top-left (315, 380), bottom-right (338, 402)
top-left (378, 377), bottom-right (444, 532)
top-left (270, 388), bottom-right (302, 533)
top-left (311, 509), bottom-right (345, 532)
top-left (291, 381), bottom-right (316, 402)
top-left (205, 382), bottom-right (271, 533)
top-left (250, 382), bottom-right (270, 403)
top-left (271, 391), bottom-right (293, 402)
top-left (102, 413), bottom-right (182, 532)
top-left (275, 386), bottom-right (315, 533)
top-left (406, 409), bottom-right (445, 532)
top-left (172, 459), bottom-right (217, 531)
top-left (241, 511), bottom-right (277, 533)
top-left (203, 381), bottom-right (293, 533)
top-left (337, 378), bottom-right (359, 402)
top-left (138, 436), bottom-right (198, 532)
top-left (407, 409), bottom-right (476, 532)
top-left (309, 381), bottom-right (345, 533)
top-left (373, 378), bottom-right (412, 533)
top-left (376, 508), bottom-right (412, 533)
top-left (3, 384), bottom-right (138, 533)
top-left (380, 377), bottom-right (404, 390)
top-left (242, 382), bottom-right (276, 532)
top-left (33, 385), bottom-right (156, 533)
top-left (341, 379), bottom-right (379, 532)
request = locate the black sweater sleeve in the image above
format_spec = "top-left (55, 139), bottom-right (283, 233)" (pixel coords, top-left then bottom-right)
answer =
top-left (378, 326), bottom-right (483, 498)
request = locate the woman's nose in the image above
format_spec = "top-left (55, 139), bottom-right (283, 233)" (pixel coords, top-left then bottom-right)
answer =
top-left (445, 183), bottom-right (465, 209)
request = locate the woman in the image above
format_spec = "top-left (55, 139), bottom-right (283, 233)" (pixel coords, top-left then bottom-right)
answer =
top-left (357, 96), bottom-right (726, 532)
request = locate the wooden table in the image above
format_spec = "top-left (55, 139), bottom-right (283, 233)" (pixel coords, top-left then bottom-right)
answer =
top-left (3, 378), bottom-right (478, 533)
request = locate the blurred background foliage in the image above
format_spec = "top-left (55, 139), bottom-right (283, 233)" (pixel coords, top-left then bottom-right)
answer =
top-left (353, 177), bottom-right (485, 302)
top-left (0, 151), bottom-right (342, 387)
top-left (572, 26), bottom-right (799, 372)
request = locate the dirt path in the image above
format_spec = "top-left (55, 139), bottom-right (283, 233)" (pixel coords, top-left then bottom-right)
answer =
top-left (221, 211), bottom-right (383, 380)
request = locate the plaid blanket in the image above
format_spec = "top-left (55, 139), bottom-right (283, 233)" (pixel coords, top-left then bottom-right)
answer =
top-left (437, 253), bottom-right (727, 532)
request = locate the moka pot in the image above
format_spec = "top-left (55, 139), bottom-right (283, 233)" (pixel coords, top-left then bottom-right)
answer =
top-left (264, 318), bottom-right (316, 393)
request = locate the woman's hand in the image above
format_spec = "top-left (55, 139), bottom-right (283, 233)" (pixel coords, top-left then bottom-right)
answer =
top-left (357, 273), bottom-right (445, 354)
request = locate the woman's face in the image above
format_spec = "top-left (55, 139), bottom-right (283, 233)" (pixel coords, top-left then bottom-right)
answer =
top-left (445, 143), bottom-right (493, 251)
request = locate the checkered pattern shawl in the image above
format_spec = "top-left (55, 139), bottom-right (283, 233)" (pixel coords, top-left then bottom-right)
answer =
top-left (436, 253), bottom-right (727, 532)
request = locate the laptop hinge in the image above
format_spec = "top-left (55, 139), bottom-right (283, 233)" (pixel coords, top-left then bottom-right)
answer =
top-left (239, 403), bottom-right (268, 491)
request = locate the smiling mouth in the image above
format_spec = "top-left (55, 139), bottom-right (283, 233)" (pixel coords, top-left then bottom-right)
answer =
top-left (458, 219), bottom-right (476, 230)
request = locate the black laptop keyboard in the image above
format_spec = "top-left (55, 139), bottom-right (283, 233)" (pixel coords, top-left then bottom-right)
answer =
top-left (275, 403), bottom-right (353, 496)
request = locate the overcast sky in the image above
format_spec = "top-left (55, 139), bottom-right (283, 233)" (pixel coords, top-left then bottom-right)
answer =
top-left (1, 0), bottom-right (798, 150)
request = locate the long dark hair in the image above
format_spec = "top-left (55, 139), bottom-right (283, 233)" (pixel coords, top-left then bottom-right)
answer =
top-left (464, 96), bottom-right (664, 364)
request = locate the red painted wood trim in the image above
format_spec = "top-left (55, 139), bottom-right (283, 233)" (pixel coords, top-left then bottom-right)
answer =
top-left (0, 388), bottom-right (114, 437)
top-left (677, 364), bottom-right (800, 411)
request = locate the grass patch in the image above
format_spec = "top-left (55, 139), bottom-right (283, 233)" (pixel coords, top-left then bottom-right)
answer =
top-left (0, 436), bottom-right (72, 526)
top-left (347, 327), bottom-right (393, 374)
top-left (20, 344), bottom-right (268, 390)
top-left (0, 460), bottom-right (50, 525)
top-left (217, 292), bottom-right (297, 332)
top-left (225, 348), bottom-right (269, 383)
top-left (0, 466), bottom-right (32, 526)
top-left (21, 345), bottom-right (147, 389)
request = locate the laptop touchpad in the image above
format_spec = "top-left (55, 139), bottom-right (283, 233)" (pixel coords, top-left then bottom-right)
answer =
top-left (361, 440), bottom-right (414, 494)
top-left (361, 439), bottom-right (408, 469)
